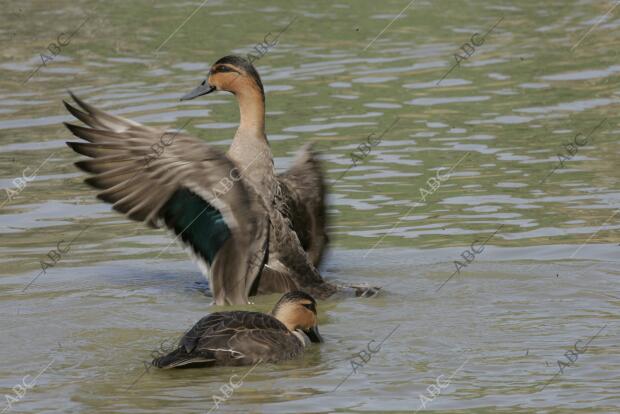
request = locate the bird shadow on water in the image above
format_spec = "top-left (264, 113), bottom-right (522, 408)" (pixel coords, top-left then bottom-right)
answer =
top-left (189, 279), bottom-right (212, 298)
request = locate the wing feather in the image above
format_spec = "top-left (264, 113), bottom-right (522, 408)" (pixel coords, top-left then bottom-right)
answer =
top-left (65, 93), bottom-right (268, 305)
top-left (277, 143), bottom-right (328, 266)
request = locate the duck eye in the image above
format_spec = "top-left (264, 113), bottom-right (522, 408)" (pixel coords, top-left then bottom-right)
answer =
top-left (217, 65), bottom-right (232, 73)
top-left (302, 302), bottom-right (316, 312)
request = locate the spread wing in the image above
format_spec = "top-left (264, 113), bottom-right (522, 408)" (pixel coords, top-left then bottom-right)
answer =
top-left (277, 143), bottom-right (328, 266)
top-left (64, 92), bottom-right (269, 305)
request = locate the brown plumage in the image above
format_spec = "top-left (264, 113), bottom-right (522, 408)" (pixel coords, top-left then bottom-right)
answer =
top-left (64, 55), bottom-right (378, 305)
top-left (277, 145), bottom-right (329, 267)
top-left (64, 91), bottom-right (269, 305)
top-left (152, 291), bottom-right (322, 368)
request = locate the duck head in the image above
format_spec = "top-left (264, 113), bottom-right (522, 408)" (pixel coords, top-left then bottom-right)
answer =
top-left (181, 55), bottom-right (264, 102)
top-left (272, 291), bottom-right (323, 343)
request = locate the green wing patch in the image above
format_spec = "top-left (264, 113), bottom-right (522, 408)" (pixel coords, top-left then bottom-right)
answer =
top-left (160, 188), bottom-right (231, 264)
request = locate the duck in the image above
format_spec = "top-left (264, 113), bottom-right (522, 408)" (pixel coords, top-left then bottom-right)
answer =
top-left (64, 55), bottom-right (377, 305)
top-left (152, 290), bottom-right (322, 368)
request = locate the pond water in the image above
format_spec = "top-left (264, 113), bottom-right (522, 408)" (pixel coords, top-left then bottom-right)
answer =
top-left (0, 0), bottom-right (619, 413)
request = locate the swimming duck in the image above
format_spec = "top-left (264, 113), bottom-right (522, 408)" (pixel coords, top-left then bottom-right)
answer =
top-left (64, 55), bottom-right (376, 305)
top-left (152, 290), bottom-right (322, 368)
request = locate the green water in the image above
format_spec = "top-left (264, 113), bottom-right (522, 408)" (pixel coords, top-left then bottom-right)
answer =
top-left (1, 0), bottom-right (619, 413)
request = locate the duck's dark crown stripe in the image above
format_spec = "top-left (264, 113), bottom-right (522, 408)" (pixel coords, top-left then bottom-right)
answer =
top-left (214, 55), bottom-right (264, 96)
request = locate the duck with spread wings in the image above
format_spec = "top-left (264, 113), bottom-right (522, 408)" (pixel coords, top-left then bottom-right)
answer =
top-left (64, 55), bottom-right (376, 305)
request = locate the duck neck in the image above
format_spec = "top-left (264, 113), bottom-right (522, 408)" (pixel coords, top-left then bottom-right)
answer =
top-left (277, 316), bottom-right (297, 333)
top-left (274, 305), bottom-right (298, 332)
top-left (277, 316), bottom-right (309, 346)
top-left (235, 89), bottom-right (265, 137)
top-left (227, 84), bottom-right (273, 196)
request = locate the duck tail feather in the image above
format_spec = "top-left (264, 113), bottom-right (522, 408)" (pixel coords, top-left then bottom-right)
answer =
top-left (152, 348), bottom-right (215, 369)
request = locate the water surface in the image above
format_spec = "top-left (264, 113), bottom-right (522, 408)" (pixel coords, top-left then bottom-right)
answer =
top-left (1, 0), bottom-right (619, 413)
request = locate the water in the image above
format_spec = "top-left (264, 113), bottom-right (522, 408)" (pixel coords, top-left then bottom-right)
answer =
top-left (1, 0), bottom-right (619, 412)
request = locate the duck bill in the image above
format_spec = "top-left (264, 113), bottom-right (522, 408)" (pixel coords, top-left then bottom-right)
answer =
top-left (304, 325), bottom-right (323, 343)
top-left (180, 83), bottom-right (216, 101)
